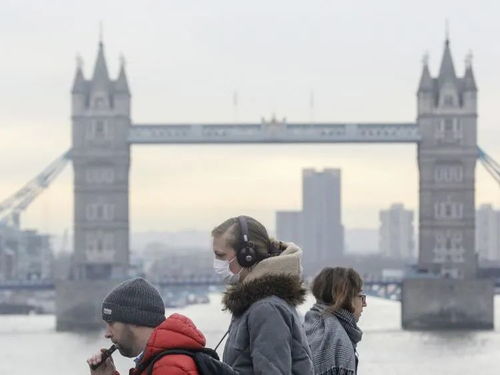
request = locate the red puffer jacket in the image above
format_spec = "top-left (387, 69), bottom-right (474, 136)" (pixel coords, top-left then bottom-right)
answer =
top-left (130, 313), bottom-right (206, 375)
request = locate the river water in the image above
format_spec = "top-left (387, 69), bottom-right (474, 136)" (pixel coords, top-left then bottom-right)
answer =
top-left (1, 293), bottom-right (499, 374)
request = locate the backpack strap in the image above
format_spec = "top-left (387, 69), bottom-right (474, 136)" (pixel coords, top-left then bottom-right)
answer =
top-left (138, 348), bottom-right (226, 375)
top-left (214, 329), bottom-right (229, 352)
top-left (196, 347), bottom-right (220, 360)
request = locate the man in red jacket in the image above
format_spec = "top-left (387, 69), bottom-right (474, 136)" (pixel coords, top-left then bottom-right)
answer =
top-left (87, 277), bottom-right (206, 375)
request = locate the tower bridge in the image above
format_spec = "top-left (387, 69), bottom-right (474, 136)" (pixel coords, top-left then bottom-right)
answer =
top-left (70, 38), bottom-right (479, 282)
top-left (2, 37), bottom-right (497, 330)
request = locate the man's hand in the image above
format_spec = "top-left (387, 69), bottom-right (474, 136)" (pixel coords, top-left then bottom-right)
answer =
top-left (87, 348), bottom-right (117, 375)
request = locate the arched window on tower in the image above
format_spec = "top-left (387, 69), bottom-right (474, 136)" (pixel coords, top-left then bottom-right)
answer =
top-left (85, 231), bottom-right (115, 262)
top-left (434, 196), bottom-right (463, 219)
top-left (436, 118), bottom-right (462, 144)
top-left (439, 84), bottom-right (459, 109)
top-left (93, 96), bottom-right (106, 109)
top-left (443, 95), bottom-right (454, 107)
top-left (433, 230), bottom-right (465, 264)
top-left (434, 163), bottom-right (464, 183)
top-left (86, 119), bottom-right (113, 141)
top-left (86, 167), bottom-right (115, 184)
top-left (86, 201), bottom-right (115, 221)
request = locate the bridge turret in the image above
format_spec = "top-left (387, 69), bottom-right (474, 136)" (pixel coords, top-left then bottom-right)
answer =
top-left (436, 39), bottom-right (460, 108)
top-left (88, 42), bottom-right (112, 108)
top-left (71, 59), bottom-right (88, 116)
top-left (462, 56), bottom-right (478, 113)
top-left (113, 59), bottom-right (131, 116)
top-left (417, 58), bottom-right (434, 114)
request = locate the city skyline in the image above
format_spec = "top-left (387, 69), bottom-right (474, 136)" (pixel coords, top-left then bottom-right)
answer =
top-left (1, 1), bottom-right (500, 236)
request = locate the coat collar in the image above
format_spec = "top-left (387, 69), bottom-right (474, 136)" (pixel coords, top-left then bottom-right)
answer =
top-left (140, 313), bottom-right (205, 365)
top-left (222, 273), bottom-right (306, 317)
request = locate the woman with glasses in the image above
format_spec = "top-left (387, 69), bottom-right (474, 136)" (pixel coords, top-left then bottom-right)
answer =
top-left (304, 267), bottom-right (367, 375)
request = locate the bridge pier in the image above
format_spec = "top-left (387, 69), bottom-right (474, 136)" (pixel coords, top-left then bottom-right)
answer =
top-left (402, 278), bottom-right (494, 330)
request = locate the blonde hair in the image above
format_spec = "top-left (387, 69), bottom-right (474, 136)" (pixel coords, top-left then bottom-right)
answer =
top-left (211, 216), bottom-right (282, 262)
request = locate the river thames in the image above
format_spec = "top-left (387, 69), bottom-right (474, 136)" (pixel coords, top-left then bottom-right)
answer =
top-left (1, 293), bottom-right (499, 374)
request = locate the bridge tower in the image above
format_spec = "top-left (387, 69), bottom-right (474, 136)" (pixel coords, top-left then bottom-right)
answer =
top-left (403, 39), bottom-right (493, 330)
top-left (71, 41), bottom-right (131, 280)
top-left (56, 41), bottom-right (131, 330)
top-left (417, 38), bottom-right (477, 279)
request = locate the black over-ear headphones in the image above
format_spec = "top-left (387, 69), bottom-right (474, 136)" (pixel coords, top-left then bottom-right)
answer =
top-left (236, 216), bottom-right (259, 268)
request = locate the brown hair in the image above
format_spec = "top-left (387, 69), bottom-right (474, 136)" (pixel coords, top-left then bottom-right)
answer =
top-left (311, 267), bottom-right (363, 313)
top-left (211, 216), bottom-right (283, 264)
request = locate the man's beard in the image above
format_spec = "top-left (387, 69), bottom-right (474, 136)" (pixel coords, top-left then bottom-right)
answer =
top-left (118, 345), bottom-right (135, 357)
top-left (116, 326), bottom-right (138, 358)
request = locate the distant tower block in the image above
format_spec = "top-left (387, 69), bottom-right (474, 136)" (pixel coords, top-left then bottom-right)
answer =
top-left (302, 168), bottom-right (344, 275)
top-left (379, 203), bottom-right (415, 259)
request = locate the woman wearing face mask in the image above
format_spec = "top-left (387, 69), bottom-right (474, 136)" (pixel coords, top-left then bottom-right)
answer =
top-left (212, 215), bottom-right (314, 375)
top-left (304, 267), bottom-right (367, 375)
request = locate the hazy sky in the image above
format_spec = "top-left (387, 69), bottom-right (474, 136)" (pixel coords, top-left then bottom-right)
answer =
top-left (1, 0), bottom-right (499, 237)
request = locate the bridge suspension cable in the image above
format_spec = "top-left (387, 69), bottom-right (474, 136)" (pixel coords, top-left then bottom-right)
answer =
top-left (478, 147), bottom-right (500, 186)
top-left (0, 150), bottom-right (71, 226)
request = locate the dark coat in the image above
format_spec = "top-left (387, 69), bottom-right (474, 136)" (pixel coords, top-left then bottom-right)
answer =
top-left (222, 273), bottom-right (314, 375)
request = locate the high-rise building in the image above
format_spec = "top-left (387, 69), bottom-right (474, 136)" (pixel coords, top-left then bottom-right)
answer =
top-left (276, 211), bottom-right (303, 247)
top-left (275, 168), bottom-right (344, 276)
top-left (476, 204), bottom-right (500, 262)
top-left (302, 168), bottom-right (344, 275)
top-left (379, 203), bottom-right (415, 259)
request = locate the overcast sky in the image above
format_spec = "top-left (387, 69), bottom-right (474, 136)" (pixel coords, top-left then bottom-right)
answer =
top-left (1, 0), bottom-right (499, 237)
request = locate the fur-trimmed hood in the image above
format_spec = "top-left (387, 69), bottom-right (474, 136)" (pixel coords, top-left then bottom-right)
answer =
top-left (223, 274), bottom-right (306, 317)
top-left (243, 242), bottom-right (303, 283)
top-left (222, 243), bottom-right (306, 317)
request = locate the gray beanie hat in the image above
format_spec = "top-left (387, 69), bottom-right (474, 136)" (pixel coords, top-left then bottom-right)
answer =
top-left (102, 277), bottom-right (165, 327)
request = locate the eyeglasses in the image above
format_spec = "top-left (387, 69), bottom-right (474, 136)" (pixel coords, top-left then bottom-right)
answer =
top-left (357, 293), bottom-right (367, 304)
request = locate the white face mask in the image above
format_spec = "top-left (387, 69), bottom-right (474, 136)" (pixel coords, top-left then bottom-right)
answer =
top-left (213, 256), bottom-right (240, 284)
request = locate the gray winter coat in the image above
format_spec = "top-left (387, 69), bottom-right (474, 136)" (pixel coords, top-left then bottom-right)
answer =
top-left (222, 244), bottom-right (314, 375)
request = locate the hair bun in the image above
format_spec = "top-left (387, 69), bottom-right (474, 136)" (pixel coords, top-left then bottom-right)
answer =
top-left (269, 238), bottom-right (284, 255)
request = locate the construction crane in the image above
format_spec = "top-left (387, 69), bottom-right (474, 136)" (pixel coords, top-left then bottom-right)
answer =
top-left (0, 150), bottom-right (71, 227)
top-left (478, 147), bottom-right (500, 187)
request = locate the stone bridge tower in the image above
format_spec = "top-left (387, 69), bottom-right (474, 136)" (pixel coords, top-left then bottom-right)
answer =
top-left (417, 39), bottom-right (478, 279)
top-left (57, 41), bottom-right (131, 330)
top-left (70, 42), bottom-right (131, 281)
top-left (402, 39), bottom-right (493, 330)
